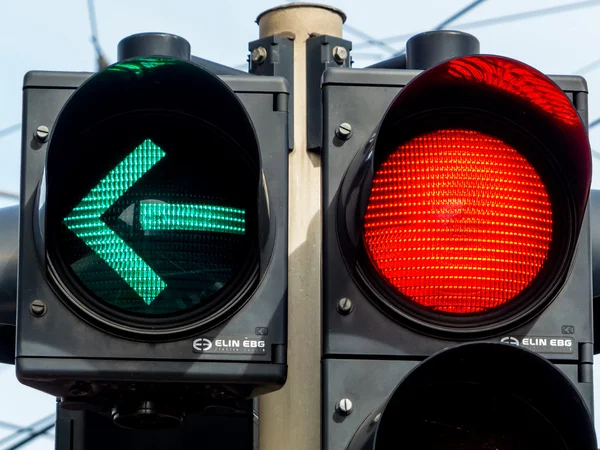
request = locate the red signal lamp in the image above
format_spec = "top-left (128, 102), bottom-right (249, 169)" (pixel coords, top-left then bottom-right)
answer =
top-left (363, 128), bottom-right (553, 314)
top-left (338, 54), bottom-right (591, 334)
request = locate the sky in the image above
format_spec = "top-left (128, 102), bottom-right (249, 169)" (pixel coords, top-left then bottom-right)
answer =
top-left (2, 0), bottom-right (600, 448)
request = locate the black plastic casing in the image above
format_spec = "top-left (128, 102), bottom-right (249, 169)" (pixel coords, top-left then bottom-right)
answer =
top-left (16, 70), bottom-right (289, 409)
top-left (321, 67), bottom-right (593, 449)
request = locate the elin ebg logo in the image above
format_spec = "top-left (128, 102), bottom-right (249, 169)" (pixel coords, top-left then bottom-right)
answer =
top-left (192, 338), bottom-right (213, 352)
top-left (499, 335), bottom-right (574, 354)
top-left (192, 336), bottom-right (268, 355)
top-left (500, 336), bottom-right (519, 346)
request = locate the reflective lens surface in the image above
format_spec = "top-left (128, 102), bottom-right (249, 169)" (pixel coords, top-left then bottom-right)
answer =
top-left (363, 129), bottom-right (552, 314)
top-left (53, 130), bottom-right (254, 317)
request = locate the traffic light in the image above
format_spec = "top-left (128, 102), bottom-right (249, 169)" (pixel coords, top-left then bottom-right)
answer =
top-left (321, 31), bottom-right (596, 449)
top-left (15, 32), bottom-right (288, 427)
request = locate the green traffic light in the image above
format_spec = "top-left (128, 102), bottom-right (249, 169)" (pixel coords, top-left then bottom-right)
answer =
top-left (139, 202), bottom-right (245, 235)
top-left (63, 139), bottom-right (167, 305)
top-left (60, 137), bottom-right (251, 315)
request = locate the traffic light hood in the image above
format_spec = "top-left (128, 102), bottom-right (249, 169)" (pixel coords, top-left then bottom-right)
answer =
top-left (381, 54), bottom-right (591, 218)
top-left (47, 56), bottom-right (261, 177)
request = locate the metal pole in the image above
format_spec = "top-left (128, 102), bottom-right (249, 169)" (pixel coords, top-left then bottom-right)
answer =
top-left (255, 4), bottom-right (345, 450)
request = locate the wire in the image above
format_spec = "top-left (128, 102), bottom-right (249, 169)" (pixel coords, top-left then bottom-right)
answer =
top-left (0, 191), bottom-right (18, 200)
top-left (574, 57), bottom-right (600, 75)
top-left (87, 0), bottom-right (109, 70)
top-left (343, 24), bottom-right (398, 54)
top-left (455, 0), bottom-right (600, 31)
top-left (0, 414), bottom-right (55, 449)
top-left (283, 0), bottom-right (396, 54)
top-left (0, 422), bottom-right (26, 432)
top-left (0, 124), bottom-right (19, 139)
top-left (392, 0), bottom-right (488, 56)
top-left (588, 119), bottom-right (600, 160)
top-left (433, 0), bottom-right (489, 31)
top-left (356, 0), bottom-right (600, 48)
top-left (4, 421), bottom-right (55, 450)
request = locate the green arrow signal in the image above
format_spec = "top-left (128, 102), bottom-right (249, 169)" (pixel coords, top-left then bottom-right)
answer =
top-left (139, 202), bottom-right (246, 234)
top-left (63, 139), bottom-right (167, 305)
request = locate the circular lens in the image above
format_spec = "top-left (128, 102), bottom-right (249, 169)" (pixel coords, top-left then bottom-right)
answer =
top-left (375, 382), bottom-right (568, 450)
top-left (363, 128), bottom-right (552, 314)
top-left (49, 113), bottom-right (256, 319)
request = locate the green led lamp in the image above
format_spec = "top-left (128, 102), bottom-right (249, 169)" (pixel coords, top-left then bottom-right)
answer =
top-left (62, 138), bottom-right (247, 314)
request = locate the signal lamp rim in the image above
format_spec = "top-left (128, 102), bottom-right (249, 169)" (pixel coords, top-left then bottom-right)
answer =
top-left (45, 226), bottom-right (261, 340)
top-left (345, 110), bottom-right (578, 337)
top-left (40, 54), bottom-right (276, 339)
top-left (45, 245), bottom-right (261, 341)
top-left (42, 105), bottom-right (270, 341)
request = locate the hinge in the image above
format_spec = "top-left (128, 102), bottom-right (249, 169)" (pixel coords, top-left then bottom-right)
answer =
top-left (306, 35), bottom-right (352, 152)
top-left (249, 35), bottom-right (294, 151)
top-left (578, 342), bottom-right (593, 382)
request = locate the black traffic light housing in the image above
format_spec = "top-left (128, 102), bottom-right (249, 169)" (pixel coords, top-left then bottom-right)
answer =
top-left (321, 32), bottom-right (595, 449)
top-left (16, 33), bottom-right (288, 426)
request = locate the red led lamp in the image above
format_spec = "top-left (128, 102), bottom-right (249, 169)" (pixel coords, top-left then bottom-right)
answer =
top-left (363, 128), bottom-right (552, 314)
top-left (357, 55), bottom-right (590, 321)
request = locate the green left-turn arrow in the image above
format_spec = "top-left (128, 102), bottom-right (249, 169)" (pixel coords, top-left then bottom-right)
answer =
top-left (139, 202), bottom-right (246, 234)
top-left (63, 139), bottom-right (167, 305)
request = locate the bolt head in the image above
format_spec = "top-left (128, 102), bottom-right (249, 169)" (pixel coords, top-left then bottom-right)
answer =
top-left (333, 46), bottom-right (348, 64)
top-left (336, 122), bottom-right (353, 140)
top-left (337, 297), bottom-right (353, 315)
top-left (251, 47), bottom-right (268, 64)
top-left (337, 398), bottom-right (353, 415)
top-left (30, 299), bottom-right (47, 317)
top-left (34, 125), bottom-right (49, 143)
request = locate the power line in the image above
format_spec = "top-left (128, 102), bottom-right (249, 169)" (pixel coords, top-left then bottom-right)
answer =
top-left (588, 120), bottom-right (600, 160)
top-left (433, 0), bottom-right (489, 32)
top-left (0, 124), bottom-right (19, 139)
top-left (574, 57), bottom-right (600, 75)
top-left (283, 0), bottom-right (396, 55)
top-left (455, 0), bottom-right (600, 31)
top-left (343, 24), bottom-right (398, 54)
top-left (392, 0), bottom-right (488, 57)
top-left (87, 0), bottom-right (109, 70)
top-left (356, 0), bottom-right (600, 49)
top-left (0, 191), bottom-right (19, 200)
top-left (0, 414), bottom-right (55, 449)
top-left (0, 422), bottom-right (28, 432)
top-left (4, 420), bottom-right (55, 450)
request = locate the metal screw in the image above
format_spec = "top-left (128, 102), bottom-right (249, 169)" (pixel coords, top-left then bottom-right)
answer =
top-left (69, 381), bottom-right (91, 397)
top-left (251, 47), bottom-right (268, 65)
top-left (337, 297), bottom-right (353, 315)
top-left (336, 398), bottom-right (353, 416)
top-left (30, 299), bottom-right (47, 317)
top-left (336, 122), bottom-right (353, 140)
top-left (34, 125), bottom-right (49, 143)
top-left (333, 46), bottom-right (348, 64)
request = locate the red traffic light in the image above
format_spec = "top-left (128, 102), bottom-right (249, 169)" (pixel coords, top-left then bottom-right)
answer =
top-left (336, 54), bottom-right (592, 334)
top-left (363, 128), bottom-right (553, 315)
